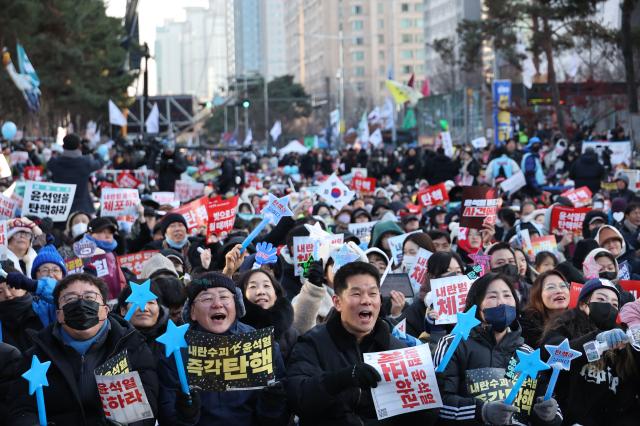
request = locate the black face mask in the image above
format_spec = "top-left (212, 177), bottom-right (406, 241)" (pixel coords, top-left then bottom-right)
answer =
top-left (62, 299), bottom-right (101, 331)
top-left (599, 271), bottom-right (617, 281)
top-left (492, 264), bottom-right (519, 280)
top-left (588, 302), bottom-right (618, 330)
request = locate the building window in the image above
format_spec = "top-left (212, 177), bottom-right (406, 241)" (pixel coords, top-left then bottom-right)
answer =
top-left (352, 5), bottom-right (362, 14)
top-left (402, 65), bottom-right (413, 74)
top-left (416, 49), bottom-right (425, 59)
top-left (401, 50), bottom-right (413, 59)
top-left (377, 2), bottom-right (384, 13)
top-left (352, 20), bottom-right (363, 31)
top-left (378, 34), bottom-right (384, 43)
top-left (401, 34), bottom-right (412, 43)
top-left (355, 37), bottom-right (364, 45)
top-left (379, 65), bottom-right (386, 76)
top-left (356, 82), bottom-right (366, 91)
top-left (401, 3), bottom-right (410, 12)
top-left (415, 34), bottom-right (424, 43)
top-left (400, 18), bottom-right (412, 28)
top-left (353, 51), bottom-right (365, 61)
top-left (380, 81), bottom-right (386, 90)
top-left (378, 50), bottom-right (385, 60)
top-left (415, 19), bottom-right (424, 28)
top-left (415, 64), bottom-right (425, 73)
top-left (378, 19), bottom-right (384, 29)
top-left (415, 3), bottom-right (423, 12)
top-left (355, 66), bottom-right (365, 77)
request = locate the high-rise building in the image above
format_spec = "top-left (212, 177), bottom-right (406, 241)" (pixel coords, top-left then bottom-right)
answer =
top-left (259, 0), bottom-right (287, 80)
top-left (234, 0), bottom-right (262, 76)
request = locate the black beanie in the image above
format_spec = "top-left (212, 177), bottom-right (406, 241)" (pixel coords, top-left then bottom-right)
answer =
top-left (160, 213), bottom-right (188, 236)
top-left (63, 134), bottom-right (81, 151)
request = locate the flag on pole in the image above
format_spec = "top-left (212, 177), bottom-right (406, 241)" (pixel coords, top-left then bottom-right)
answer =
top-left (380, 98), bottom-right (395, 131)
top-left (385, 80), bottom-right (423, 106)
top-left (243, 129), bottom-right (253, 147)
top-left (422, 78), bottom-right (431, 97)
top-left (370, 128), bottom-right (383, 148)
top-left (317, 174), bottom-right (356, 210)
top-left (402, 108), bottom-right (417, 130)
top-left (270, 120), bottom-right (282, 142)
top-left (330, 110), bottom-right (341, 137)
top-left (368, 107), bottom-right (381, 124)
top-left (145, 103), bottom-right (160, 134)
top-left (109, 100), bottom-right (127, 126)
top-left (2, 46), bottom-right (41, 112)
top-left (407, 73), bottom-right (415, 88)
top-left (357, 112), bottom-right (369, 144)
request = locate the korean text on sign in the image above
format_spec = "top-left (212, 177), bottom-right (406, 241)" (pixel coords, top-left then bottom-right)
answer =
top-left (22, 181), bottom-right (76, 222)
top-left (186, 327), bottom-right (275, 392)
top-left (100, 188), bottom-right (140, 218)
top-left (207, 196), bottom-right (238, 243)
top-left (351, 177), bottom-right (377, 194)
top-left (430, 275), bottom-right (472, 325)
top-left (171, 196), bottom-right (209, 235)
top-left (0, 194), bottom-right (18, 220)
top-left (117, 250), bottom-right (159, 278)
top-left (96, 371), bottom-right (154, 424)
top-left (550, 206), bottom-right (590, 236)
top-left (292, 236), bottom-right (317, 277)
top-left (408, 248), bottom-right (432, 293)
top-left (417, 183), bottom-right (449, 208)
top-left (560, 186), bottom-right (592, 207)
top-left (364, 345), bottom-right (442, 420)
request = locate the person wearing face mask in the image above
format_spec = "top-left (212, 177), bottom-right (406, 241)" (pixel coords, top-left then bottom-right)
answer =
top-left (58, 211), bottom-right (91, 259)
top-left (147, 213), bottom-right (192, 261)
top-left (84, 217), bottom-right (127, 300)
top-left (488, 242), bottom-right (532, 305)
top-left (400, 232), bottom-right (436, 286)
top-left (521, 137), bottom-right (546, 196)
top-left (8, 273), bottom-right (159, 425)
top-left (581, 248), bottom-right (634, 306)
top-left (434, 272), bottom-right (562, 425)
top-left (541, 278), bottom-right (640, 425)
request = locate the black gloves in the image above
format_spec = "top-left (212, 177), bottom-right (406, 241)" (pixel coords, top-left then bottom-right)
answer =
top-left (6, 272), bottom-right (38, 293)
top-left (175, 389), bottom-right (201, 423)
top-left (481, 400), bottom-right (518, 425)
top-left (305, 260), bottom-right (325, 287)
top-left (323, 364), bottom-right (381, 395)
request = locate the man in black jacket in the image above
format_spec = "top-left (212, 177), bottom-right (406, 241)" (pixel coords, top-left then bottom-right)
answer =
top-left (8, 273), bottom-right (158, 426)
top-left (286, 261), bottom-right (438, 425)
top-left (568, 148), bottom-right (606, 194)
top-left (151, 140), bottom-right (187, 192)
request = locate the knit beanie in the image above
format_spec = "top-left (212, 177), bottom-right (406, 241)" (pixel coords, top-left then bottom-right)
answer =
top-left (31, 244), bottom-right (67, 277)
top-left (160, 213), bottom-right (188, 236)
top-left (578, 278), bottom-right (620, 303)
top-left (183, 272), bottom-right (246, 323)
top-left (140, 253), bottom-right (178, 280)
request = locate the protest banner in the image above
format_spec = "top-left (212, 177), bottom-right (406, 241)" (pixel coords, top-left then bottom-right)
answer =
top-left (293, 236), bottom-right (317, 277)
top-left (171, 196), bottom-right (209, 235)
top-left (88, 254), bottom-right (120, 297)
top-left (151, 192), bottom-right (177, 207)
top-left (408, 248), bottom-right (432, 293)
top-left (351, 176), bottom-right (377, 195)
top-left (207, 196), bottom-right (238, 243)
top-left (174, 180), bottom-right (205, 202)
top-left (348, 221), bottom-right (378, 244)
top-left (96, 372), bottom-right (154, 424)
top-left (22, 181), bottom-right (76, 222)
top-left (186, 327), bottom-right (275, 391)
top-left (23, 166), bottom-right (43, 181)
top-left (550, 206), bottom-right (590, 236)
top-left (352, 167), bottom-right (368, 178)
top-left (619, 280), bottom-right (640, 300)
top-left (64, 257), bottom-right (85, 275)
top-left (117, 250), bottom-right (159, 278)
top-left (417, 183), bottom-right (449, 208)
top-left (0, 220), bottom-right (7, 260)
top-left (9, 151), bottom-right (29, 165)
top-left (100, 188), bottom-right (140, 218)
top-left (499, 171), bottom-right (526, 195)
top-left (568, 282), bottom-right (583, 309)
top-left (460, 186), bottom-right (499, 228)
top-left (617, 169), bottom-right (640, 190)
top-left (493, 80), bottom-right (512, 145)
top-left (431, 275), bottom-right (472, 324)
top-left (116, 171), bottom-right (142, 189)
top-left (560, 186), bottom-right (592, 207)
top-left (388, 232), bottom-right (419, 266)
top-left (0, 194), bottom-right (18, 220)
top-left (364, 345), bottom-right (442, 420)
top-left (581, 140), bottom-right (632, 166)
top-left (531, 235), bottom-right (558, 256)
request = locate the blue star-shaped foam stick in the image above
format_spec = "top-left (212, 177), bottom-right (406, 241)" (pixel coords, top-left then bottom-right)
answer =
top-left (435, 306), bottom-right (481, 373)
top-left (505, 349), bottom-right (550, 405)
top-left (255, 242), bottom-right (278, 266)
top-left (543, 339), bottom-right (581, 400)
top-left (124, 280), bottom-right (158, 321)
top-left (156, 320), bottom-right (191, 396)
top-left (22, 355), bottom-right (51, 426)
top-left (331, 245), bottom-right (360, 272)
top-left (241, 194), bottom-right (293, 253)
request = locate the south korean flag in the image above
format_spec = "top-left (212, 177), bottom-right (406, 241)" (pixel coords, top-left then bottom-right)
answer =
top-left (317, 173), bottom-right (356, 211)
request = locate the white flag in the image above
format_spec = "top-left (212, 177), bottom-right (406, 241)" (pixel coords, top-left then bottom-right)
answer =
top-left (270, 121), bottom-right (282, 141)
top-left (369, 128), bottom-right (383, 148)
top-left (380, 98), bottom-right (395, 131)
top-left (357, 112), bottom-right (369, 143)
top-left (368, 107), bottom-right (381, 123)
top-left (317, 173), bottom-right (355, 211)
top-left (243, 129), bottom-right (253, 147)
top-left (145, 103), bottom-right (159, 134)
top-left (330, 109), bottom-right (341, 136)
top-left (109, 100), bottom-right (127, 126)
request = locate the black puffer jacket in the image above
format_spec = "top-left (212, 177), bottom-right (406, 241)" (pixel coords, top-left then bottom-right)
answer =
top-left (0, 294), bottom-right (46, 352)
top-left (568, 151), bottom-right (606, 194)
top-left (434, 323), bottom-right (562, 425)
top-left (286, 311), bottom-right (438, 426)
top-left (0, 343), bottom-right (21, 424)
top-left (8, 315), bottom-right (159, 426)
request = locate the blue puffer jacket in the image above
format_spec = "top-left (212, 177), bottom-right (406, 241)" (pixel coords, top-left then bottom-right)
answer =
top-left (157, 321), bottom-right (287, 426)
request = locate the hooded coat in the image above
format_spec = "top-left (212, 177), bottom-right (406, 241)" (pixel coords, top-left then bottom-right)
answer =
top-left (569, 150), bottom-right (606, 194)
top-left (581, 247), bottom-right (634, 306)
top-left (594, 225), bottom-right (640, 280)
top-left (369, 221), bottom-right (404, 260)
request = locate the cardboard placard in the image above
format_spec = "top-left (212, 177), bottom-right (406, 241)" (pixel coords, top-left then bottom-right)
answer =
top-left (170, 196), bottom-right (209, 235)
top-left (431, 275), bottom-right (472, 324)
top-left (117, 250), bottom-right (159, 278)
top-left (550, 206), bottom-right (590, 236)
top-left (460, 186), bottom-right (499, 229)
top-left (417, 183), bottom-right (449, 208)
top-left (22, 181), bottom-right (76, 222)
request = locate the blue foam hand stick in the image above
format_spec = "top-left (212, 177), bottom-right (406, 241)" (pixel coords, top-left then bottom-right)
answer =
top-left (504, 349), bottom-right (550, 405)
top-left (254, 242), bottom-right (278, 266)
top-left (240, 194), bottom-right (292, 253)
top-left (124, 280), bottom-right (157, 321)
top-left (435, 306), bottom-right (481, 373)
top-left (543, 339), bottom-right (581, 401)
top-left (156, 320), bottom-right (191, 397)
top-left (22, 355), bottom-right (51, 426)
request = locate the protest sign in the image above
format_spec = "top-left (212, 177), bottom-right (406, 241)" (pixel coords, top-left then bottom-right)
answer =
top-left (460, 187), bottom-right (499, 229)
top-left (388, 232), bottom-right (418, 266)
top-left (364, 345), bottom-right (442, 420)
top-left (568, 282), bottom-right (583, 308)
top-left (431, 275), bottom-right (472, 324)
top-left (352, 167), bottom-right (368, 178)
top-left (0, 155), bottom-right (10, 178)
top-left (499, 171), bottom-right (526, 195)
top-left (151, 192), bottom-right (177, 206)
top-left (417, 183), bottom-right (448, 208)
top-left (88, 254), bottom-right (120, 297)
top-left (348, 221), bottom-right (378, 244)
top-left (186, 327), bottom-right (275, 391)
top-left (441, 131), bottom-right (454, 157)
top-left (618, 261), bottom-right (631, 280)
top-left (617, 170), bottom-right (640, 190)
top-left (73, 238), bottom-right (97, 258)
top-left (65, 257), bottom-right (85, 275)
top-left (550, 206), bottom-right (590, 236)
top-left (9, 151), bottom-right (29, 165)
top-left (408, 248), bottom-right (432, 293)
top-left (100, 188), bottom-right (140, 218)
top-left (207, 196), bottom-right (238, 243)
top-left (468, 252), bottom-right (491, 277)
top-left (0, 194), bottom-right (18, 220)
top-left (95, 350), bottom-right (131, 376)
top-left (0, 220), bottom-right (7, 260)
top-left (560, 186), bottom-right (592, 207)
top-left (115, 171), bottom-right (142, 189)
top-left (351, 176), bottom-right (377, 195)
top-left (619, 280), bottom-right (640, 300)
top-left (117, 250), bottom-right (159, 278)
top-left (23, 166), bottom-right (43, 181)
top-left (96, 371), bottom-right (154, 424)
top-left (22, 181), bottom-right (76, 222)
top-left (171, 196), bottom-right (209, 235)
top-left (174, 180), bottom-right (205, 202)
top-left (581, 140), bottom-right (631, 166)
top-left (293, 236), bottom-right (317, 277)
top-left (531, 235), bottom-right (558, 256)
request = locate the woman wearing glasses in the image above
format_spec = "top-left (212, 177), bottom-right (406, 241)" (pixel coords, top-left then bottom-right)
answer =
top-left (520, 270), bottom-right (570, 347)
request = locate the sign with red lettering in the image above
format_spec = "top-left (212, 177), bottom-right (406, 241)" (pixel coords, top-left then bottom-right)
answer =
top-left (0, 220), bottom-right (7, 260)
top-left (568, 282), bottom-right (583, 309)
top-left (550, 206), bottom-right (590, 236)
top-left (619, 280), bottom-right (640, 300)
top-left (117, 250), bottom-right (159, 278)
top-left (351, 176), bottom-right (377, 194)
top-left (363, 345), bottom-right (442, 420)
top-left (460, 187), bottom-right (499, 229)
top-left (561, 186), bottom-right (592, 207)
top-left (170, 196), bottom-right (209, 235)
top-left (23, 166), bottom-right (43, 181)
top-left (116, 171), bottom-right (142, 189)
top-left (292, 236), bottom-right (317, 277)
top-left (65, 257), bottom-right (85, 275)
top-left (431, 275), bottom-right (473, 324)
top-left (417, 183), bottom-right (449, 208)
top-left (0, 194), bottom-right (18, 220)
top-left (246, 173), bottom-right (263, 190)
top-left (408, 248), bottom-right (433, 292)
top-left (100, 188), bottom-right (140, 218)
top-left (96, 371), bottom-right (153, 424)
top-left (174, 180), bottom-right (205, 202)
top-left (207, 196), bottom-right (238, 243)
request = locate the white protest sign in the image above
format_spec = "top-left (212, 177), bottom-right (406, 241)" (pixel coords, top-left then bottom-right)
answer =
top-left (441, 132), bottom-right (454, 157)
top-left (9, 151), bottom-right (29, 165)
top-left (348, 221), bottom-right (378, 243)
top-left (499, 171), bottom-right (526, 194)
top-left (352, 167), bottom-right (368, 178)
top-left (431, 275), bottom-right (473, 324)
top-left (364, 345), bottom-right (442, 420)
top-left (22, 181), bottom-right (76, 222)
top-left (96, 371), bottom-right (154, 424)
top-left (292, 236), bottom-right (317, 277)
top-left (581, 140), bottom-right (632, 166)
top-left (0, 194), bottom-right (18, 220)
top-left (408, 248), bottom-right (433, 294)
top-left (174, 180), bottom-right (205, 202)
top-left (100, 188), bottom-right (140, 218)
top-left (471, 137), bottom-right (487, 149)
top-left (151, 191), bottom-right (177, 206)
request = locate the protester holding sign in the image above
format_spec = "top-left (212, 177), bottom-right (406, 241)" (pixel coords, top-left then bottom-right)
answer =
top-left (581, 248), bottom-right (634, 305)
top-left (286, 261), bottom-right (438, 425)
top-left (541, 278), bottom-right (640, 425)
top-left (434, 272), bottom-right (562, 425)
top-left (8, 273), bottom-right (159, 425)
top-left (85, 217), bottom-right (127, 300)
top-left (157, 272), bottom-right (288, 425)
top-left (57, 210), bottom-right (91, 259)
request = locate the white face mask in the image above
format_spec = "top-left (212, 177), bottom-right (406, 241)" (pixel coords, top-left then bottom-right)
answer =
top-left (403, 255), bottom-right (417, 272)
top-left (71, 222), bottom-right (88, 238)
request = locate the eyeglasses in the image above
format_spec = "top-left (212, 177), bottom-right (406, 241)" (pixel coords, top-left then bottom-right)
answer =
top-left (194, 294), bottom-right (233, 306)
top-left (39, 267), bottom-right (63, 275)
top-left (14, 231), bottom-right (32, 239)
top-left (542, 282), bottom-right (570, 292)
top-left (60, 291), bottom-right (103, 305)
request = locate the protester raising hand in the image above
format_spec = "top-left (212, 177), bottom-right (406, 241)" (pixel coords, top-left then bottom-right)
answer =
top-left (480, 221), bottom-right (496, 247)
top-left (222, 244), bottom-right (247, 277)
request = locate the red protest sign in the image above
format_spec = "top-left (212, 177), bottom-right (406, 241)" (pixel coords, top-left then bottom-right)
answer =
top-left (116, 171), bottom-right (142, 189)
top-left (561, 186), bottom-right (592, 207)
top-left (568, 282), bottom-right (583, 309)
top-left (417, 182), bottom-right (449, 208)
top-left (246, 173), bottom-right (263, 190)
top-left (23, 166), bottom-right (43, 181)
top-left (619, 280), bottom-right (640, 300)
top-left (550, 206), bottom-right (590, 236)
top-left (65, 257), bottom-right (85, 275)
top-left (117, 250), bottom-right (159, 278)
top-left (351, 176), bottom-right (377, 194)
top-left (170, 196), bottom-right (209, 235)
top-left (207, 196), bottom-right (238, 243)
top-left (460, 186), bottom-right (499, 229)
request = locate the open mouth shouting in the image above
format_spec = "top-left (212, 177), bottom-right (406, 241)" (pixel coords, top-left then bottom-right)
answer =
top-left (211, 312), bottom-right (227, 323)
top-left (358, 309), bottom-right (374, 322)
